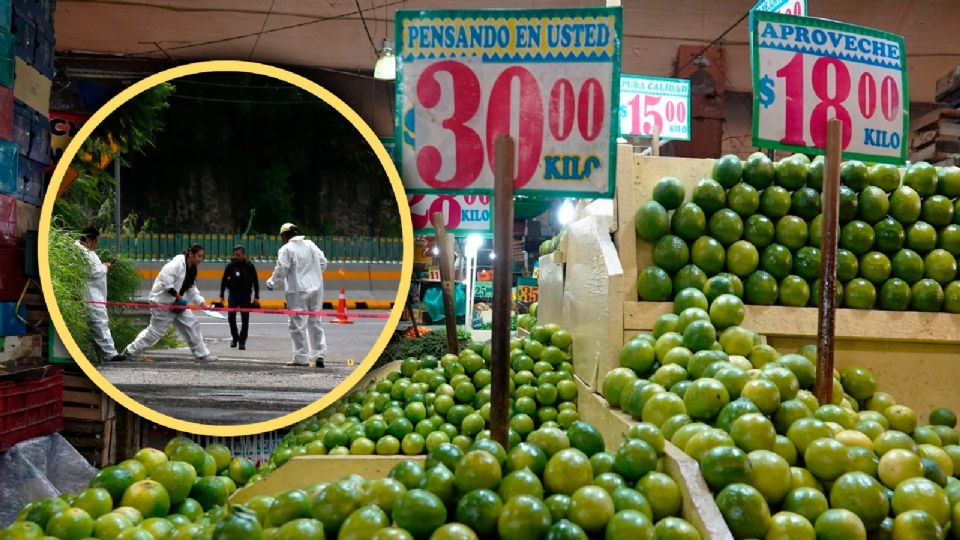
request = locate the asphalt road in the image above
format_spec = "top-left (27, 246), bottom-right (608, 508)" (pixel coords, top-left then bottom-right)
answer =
top-left (96, 308), bottom-right (393, 426)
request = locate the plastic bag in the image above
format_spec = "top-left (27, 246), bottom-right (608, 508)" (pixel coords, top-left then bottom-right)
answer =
top-left (0, 434), bottom-right (97, 526)
top-left (423, 283), bottom-right (467, 322)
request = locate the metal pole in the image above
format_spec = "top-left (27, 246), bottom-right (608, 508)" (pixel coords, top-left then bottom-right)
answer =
top-left (491, 135), bottom-right (515, 446)
top-left (114, 160), bottom-right (121, 250)
top-left (815, 119), bottom-right (843, 405)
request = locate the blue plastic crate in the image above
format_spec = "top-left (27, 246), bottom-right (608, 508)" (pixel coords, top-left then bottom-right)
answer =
top-left (0, 302), bottom-right (26, 336)
top-left (32, 30), bottom-right (49, 77)
top-left (12, 0), bottom-right (37, 25)
top-left (10, 14), bottom-right (32, 64)
top-left (0, 29), bottom-right (12, 88)
top-left (26, 109), bottom-right (46, 163)
top-left (0, 0), bottom-right (10, 31)
top-left (15, 154), bottom-right (41, 204)
top-left (0, 140), bottom-right (15, 194)
top-left (12, 100), bottom-right (28, 154)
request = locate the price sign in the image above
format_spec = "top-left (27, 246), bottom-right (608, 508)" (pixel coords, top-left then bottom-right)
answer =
top-left (409, 194), bottom-right (494, 236)
top-left (619, 75), bottom-right (690, 140)
top-left (474, 280), bottom-right (493, 299)
top-left (379, 136), bottom-right (397, 165)
top-left (517, 277), bottom-right (539, 303)
top-left (751, 13), bottom-right (908, 164)
top-left (752, 0), bottom-right (806, 16)
top-left (396, 8), bottom-right (622, 198)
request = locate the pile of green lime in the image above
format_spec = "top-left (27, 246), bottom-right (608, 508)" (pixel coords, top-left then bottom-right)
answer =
top-left (6, 436), bottom-right (257, 540)
top-left (635, 155), bottom-right (960, 313)
top-left (259, 323), bottom-right (578, 475)
top-left (225, 425), bottom-right (698, 540)
top-left (603, 288), bottom-right (960, 538)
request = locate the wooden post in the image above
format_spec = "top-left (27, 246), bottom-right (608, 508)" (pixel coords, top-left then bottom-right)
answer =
top-left (431, 213), bottom-right (460, 355)
top-left (652, 126), bottom-right (661, 157)
top-left (490, 135), bottom-right (515, 446)
top-left (815, 119), bottom-right (843, 405)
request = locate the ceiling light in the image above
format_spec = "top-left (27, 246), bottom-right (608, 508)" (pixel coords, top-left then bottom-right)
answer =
top-left (374, 39), bottom-right (396, 81)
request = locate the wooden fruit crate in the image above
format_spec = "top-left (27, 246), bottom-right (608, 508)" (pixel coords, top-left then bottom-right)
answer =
top-left (909, 107), bottom-right (960, 163)
top-left (538, 149), bottom-right (960, 418)
top-left (61, 417), bottom-right (117, 467)
top-left (63, 371), bottom-right (116, 421)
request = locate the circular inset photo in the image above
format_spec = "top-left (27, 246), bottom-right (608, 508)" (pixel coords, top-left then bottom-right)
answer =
top-left (39, 61), bottom-right (412, 435)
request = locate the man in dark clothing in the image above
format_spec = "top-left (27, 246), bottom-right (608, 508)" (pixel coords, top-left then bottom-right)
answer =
top-left (219, 245), bottom-right (260, 350)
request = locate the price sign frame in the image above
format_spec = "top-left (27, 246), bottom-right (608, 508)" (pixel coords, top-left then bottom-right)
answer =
top-left (409, 193), bottom-right (495, 237)
top-left (618, 75), bottom-right (691, 141)
top-left (395, 7), bottom-right (623, 199)
top-left (750, 12), bottom-right (909, 164)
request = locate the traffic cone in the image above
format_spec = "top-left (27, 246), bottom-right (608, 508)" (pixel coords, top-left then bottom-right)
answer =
top-left (331, 288), bottom-right (353, 324)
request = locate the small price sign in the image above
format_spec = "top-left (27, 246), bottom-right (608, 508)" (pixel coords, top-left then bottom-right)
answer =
top-left (752, 0), bottom-right (806, 15)
top-left (396, 8), bottom-right (622, 198)
top-left (409, 194), bottom-right (494, 236)
top-left (517, 278), bottom-right (539, 303)
top-left (474, 280), bottom-right (493, 299)
top-left (619, 75), bottom-right (690, 140)
top-left (751, 13), bottom-right (908, 164)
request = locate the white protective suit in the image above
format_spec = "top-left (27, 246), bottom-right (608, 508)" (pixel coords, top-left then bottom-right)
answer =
top-left (75, 241), bottom-right (119, 360)
top-left (267, 236), bottom-right (328, 365)
top-left (125, 254), bottom-right (210, 359)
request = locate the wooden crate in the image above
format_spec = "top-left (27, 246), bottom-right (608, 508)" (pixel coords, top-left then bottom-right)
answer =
top-left (63, 372), bottom-right (116, 421)
top-left (538, 149), bottom-right (960, 418)
top-left (61, 417), bottom-right (117, 467)
top-left (909, 107), bottom-right (960, 163)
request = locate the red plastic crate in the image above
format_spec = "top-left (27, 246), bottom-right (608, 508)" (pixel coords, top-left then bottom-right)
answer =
top-left (0, 367), bottom-right (63, 451)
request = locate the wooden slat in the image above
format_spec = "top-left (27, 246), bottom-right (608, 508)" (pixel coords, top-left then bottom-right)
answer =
top-left (63, 389), bottom-right (104, 406)
top-left (63, 373), bottom-right (98, 390)
top-left (910, 129), bottom-right (939, 149)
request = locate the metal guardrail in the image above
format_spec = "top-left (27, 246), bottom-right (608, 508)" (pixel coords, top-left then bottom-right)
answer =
top-left (97, 234), bottom-right (404, 263)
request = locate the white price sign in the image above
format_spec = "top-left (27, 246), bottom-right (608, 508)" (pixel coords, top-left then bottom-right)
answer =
top-left (396, 8), bottom-right (622, 198)
top-left (751, 12), bottom-right (908, 164)
top-left (409, 194), bottom-right (493, 236)
top-left (753, 0), bottom-right (806, 16)
top-left (619, 75), bottom-right (690, 140)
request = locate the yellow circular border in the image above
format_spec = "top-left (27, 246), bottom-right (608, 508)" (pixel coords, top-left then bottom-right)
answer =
top-left (39, 60), bottom-right (413, 436)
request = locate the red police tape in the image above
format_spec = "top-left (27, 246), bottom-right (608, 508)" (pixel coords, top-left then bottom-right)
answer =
top-left (87, 301), bottom-right (393, 319)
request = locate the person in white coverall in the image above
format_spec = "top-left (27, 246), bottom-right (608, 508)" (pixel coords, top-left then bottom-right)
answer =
top-left (267, 223), bottom-right (328, 368)
top-left (123, 244), bottom-right (218, 362)
top-left (76, 227), bottom-right (124, 362)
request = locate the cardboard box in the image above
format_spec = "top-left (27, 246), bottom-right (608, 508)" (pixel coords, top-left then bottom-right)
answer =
top-left (14, 199), bottom-right (34, 238)
top-left (13, 57), bottom-right (49, 117)
top-left (0, 334), bottom-right (41, 366)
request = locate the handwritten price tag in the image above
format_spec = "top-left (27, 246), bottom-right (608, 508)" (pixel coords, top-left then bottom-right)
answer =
top-left (752, 0), bottom-right (806, 16)
top-left (409, 194), bottom-right (493, 236)
top-left (396, 8), bottom-right (622, 198)
top-left (619, 75), bottom-right (690, 140)
top-left (517, 277), bottom-right (539, 303)
top-left (751, 12), bottom-right (908, 164)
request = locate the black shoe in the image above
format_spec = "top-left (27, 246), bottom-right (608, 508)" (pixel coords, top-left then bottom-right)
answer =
top-left (107, 354), bottom-right (126, 362)
top-left (230, 340), bottom-right (238, 348)
top-left (315, 357), bottom-right (325, 368)
top-left (239, 344), bottom-right (246, 350)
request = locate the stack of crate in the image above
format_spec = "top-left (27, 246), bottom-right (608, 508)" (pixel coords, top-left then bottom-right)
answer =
top-left (0, 0), bottom-right (55, 451)
top-left (909, 66), bottom-right (960, 166)
top-left (60, 369), bottom-right (118, 466)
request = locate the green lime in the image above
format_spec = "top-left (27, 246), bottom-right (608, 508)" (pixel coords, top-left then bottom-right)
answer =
top-left (783, 487), bottom-right (829, 524)
top-left (760, 186), bottom-right (792, 218)
top-left (923, 195), bottom-right (954, 226)
top-left (708, 209), bottom-right (744, 246)
top-left (652, 177), bottom-right (685, 210)
top-left (716, 483), bottom-right (771, 538)
top-left (634, 201), bottom-right (670, 242)
top-left (808, 215), bottom-right (823, 247)
top-left (930, 408), bottom-right (958, 428)
top-left (652, 235), bottom-right (689, 273)
top-left (860, 252), bottom-right (892, 284)
top-left (892, 249), bottom-right (925, 283)
top-left (673, 264), bottom-right (708, 293)
top-left (775, 156), bottom-right (808, 190)
top-left (703, 275), bottom-right (736, 303)
top-left (682, 320), bottom-right (716, 352)
top-left (807, 156), bottom-right (825, 190)
top-left (744, 270), bottom-right (779, 305)
top-left (907, 221), bottom-right (938, 253)
top-left (793, 246), bottom-right (821, 281)
top-left (858, 186), bottom-right (889, 223)
top-left (911, 279), bottom-right (944, 311)
top-left (839, 185), bottom-right (859, 222)
top-left (904, 162), bottom-right (939, 196)
top-left (925, 249), bottom-right (957, 284)
top-left (945, 281), bottom-right (960, 313)
top-left (393, 489), bottom-right (448, 540)
top-left (713, 155), bottom-right (744, 188)
top-left (841, 160), bottom-right (869, 191)
top-left (761, 244), bottom-right (793, 280)
top-left (791, 187), bottom-right (821, 220)
top-left (841, 221), bottom-right (875, 255)
top-left (779, 276), bottom-right (810, 307)
top-left (940, 166), bottom-right (960, 197)
top-left (699, 445), bottom-right (751, 491)
top-left (691, 236), bottom-right (726, 275)
top-left (718, 273), bottom-right (745, 297)
top-left (709, 293), bottom-right (744, 329)
top-left (878, 278), bottom-right (911, 310)
top-left (619, 338), bottom-right (656, 374)
top-left (874, 217), bottom-right (905, 254)
top-left (671, 202), bottom-right (707, 242)
top-left (637, 266), bottom-right (673, 301)
top-left (726, 240), bottom-right (759, 277)
top-left (776, 216), bottom-right (809, 250)
top-left (837, 249), bottom-right (859, 281)
top-left (674, 288), bottom-right (709, 313)
top-left (692, 178), bottom-right (727, 214)
top-left (744, 214), bottom-right (776, 249)
top-left (728, 183), bottom-right (760, 217)
top-left (868, 163), bottom-right (901, 192)
top-left (455, 489), bottom-right (502, 537)
top-left (939, 225), bottom-right (960, 255)
top-left (683, 378), bottom-right (729, 422)
top-left (652, 313), bottom-right (680, 338)
top-left (743, 152), bottom-right (775, 189)
top-left (890, 186), bottom-right (922, 224)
